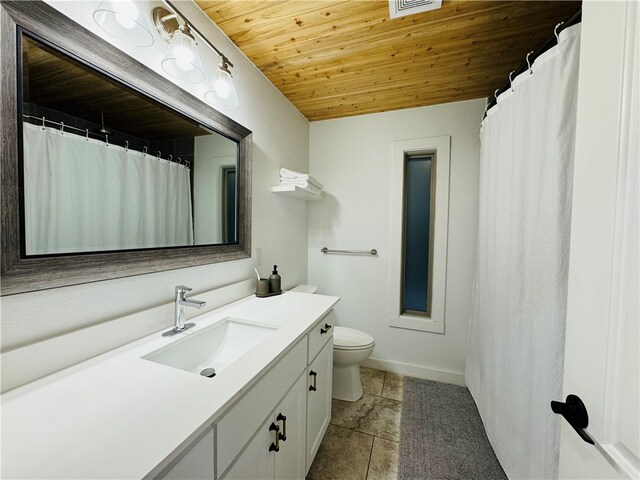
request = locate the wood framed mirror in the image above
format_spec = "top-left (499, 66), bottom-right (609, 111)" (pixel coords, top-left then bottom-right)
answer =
top-left (0, 1), bottom-right (252, 295)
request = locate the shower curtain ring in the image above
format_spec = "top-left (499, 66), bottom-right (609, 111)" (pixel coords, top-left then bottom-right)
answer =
top-left (157, 151), bottom-right (161, 159)
top-left (494, 89), bottom-right (500, 102)
top-left (168, 154), bottom-right (173, 162)
top-left (509, 70), bottom-right (515, 92)
top-left (526, 51), bottom-right (534, 75)
top-left (85, 129), bottom-right (89, 141)
top-left (554, 22), bottom-right (564, 44)
top-left (125, 141), bottom-right (129, 151)
top-left (105, 135), bottom-right (109, 146)
top-left (143, 146), bottom-right (148, 155)
top-left (186, 160), bottom-right (190, 168)
top-left (60, 121), bottom-right (64, 134)
top-left (42, 117), bottom-right (46, 130)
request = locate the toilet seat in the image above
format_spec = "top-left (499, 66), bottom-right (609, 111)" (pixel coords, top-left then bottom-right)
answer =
top-left (333, 326), bottom-right (375, 351)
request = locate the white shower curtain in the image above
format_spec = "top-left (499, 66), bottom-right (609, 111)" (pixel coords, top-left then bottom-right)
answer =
top-left (23, 123), bottom-right (194, 255)
top-left (465, 25), bottom-right (581, 479)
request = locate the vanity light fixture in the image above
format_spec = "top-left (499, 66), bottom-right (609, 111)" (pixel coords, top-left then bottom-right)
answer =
top-left (92, 0), bottom-right (154, 47)
top-left (154, 3), bottom-right (239, 108)
top-left (161, 24), bottom-right (205, 83)
top-left (204, 58), bottom-right (240, 109)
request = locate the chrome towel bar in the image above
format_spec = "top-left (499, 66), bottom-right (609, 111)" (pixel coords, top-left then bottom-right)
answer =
top-left (321, 247), bottom-right (378, 256)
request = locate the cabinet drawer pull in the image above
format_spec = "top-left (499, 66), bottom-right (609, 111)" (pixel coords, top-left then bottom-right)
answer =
top-left (320, 323), bottom-right (332, 334)
top-left (276, 413), bottom-right (287, 441)
top-left (268, 422), bottom-right (280, 452)
top-left (309, 370), bottom-right (317, 391)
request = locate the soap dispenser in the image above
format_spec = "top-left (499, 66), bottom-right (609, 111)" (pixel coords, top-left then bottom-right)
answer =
top-left (269, 265), bottom-right (281, 293)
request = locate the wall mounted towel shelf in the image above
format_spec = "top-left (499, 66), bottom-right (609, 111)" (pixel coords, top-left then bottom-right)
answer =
top-left (271, 185), bottom-right (322, 201)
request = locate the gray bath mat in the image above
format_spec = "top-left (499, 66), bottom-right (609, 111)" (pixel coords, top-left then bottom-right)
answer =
top-left (398, 377), bottom-right (507, 480)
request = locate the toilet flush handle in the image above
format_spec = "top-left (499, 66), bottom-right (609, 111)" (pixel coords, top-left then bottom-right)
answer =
top-left (320, 323), bottom-right (332, 334)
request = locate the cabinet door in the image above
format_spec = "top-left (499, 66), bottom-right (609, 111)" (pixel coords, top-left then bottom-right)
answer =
top-left (221, 418), bottom-right (275, 480)
top-left (274, 372), bottom-right (307, 480)
top-left (305, 338), bottom-right (333, 473)
top-left (216, 340), bottom-right (307, 475)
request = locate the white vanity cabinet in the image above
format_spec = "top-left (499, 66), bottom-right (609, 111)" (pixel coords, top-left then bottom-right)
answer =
top-left (0, 285), bottom-right (340, 480)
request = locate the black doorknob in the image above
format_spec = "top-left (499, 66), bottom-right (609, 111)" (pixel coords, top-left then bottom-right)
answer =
top-left (550, 394), bottom-right (594, 445)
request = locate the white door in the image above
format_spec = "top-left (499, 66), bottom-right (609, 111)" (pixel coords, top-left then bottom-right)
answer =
top-left (557, 1), bottom-right (639, 479)
top-left (306, 339), bottom-right (333, 473)
top-left (274, 372), bottom-right (307, 480)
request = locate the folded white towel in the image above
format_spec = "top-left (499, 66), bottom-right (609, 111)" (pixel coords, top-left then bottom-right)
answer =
top-left (281, 175), bottom-right (323, 189)
top-left (279, 179), bottom-right (322, 196)
top-left (280, 167), bottom-right (305, 178)
top-left (279, 168), bottom-right (323, 189)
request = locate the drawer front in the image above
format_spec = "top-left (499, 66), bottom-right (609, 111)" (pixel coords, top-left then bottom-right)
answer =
top-left (216, 339), bottom-right (307, 477)
top-left (308, 310), bottom-right (335, 364)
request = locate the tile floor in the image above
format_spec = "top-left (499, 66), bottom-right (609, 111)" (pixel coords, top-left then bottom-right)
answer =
top-left (307, 367), bottom-right (404, 480)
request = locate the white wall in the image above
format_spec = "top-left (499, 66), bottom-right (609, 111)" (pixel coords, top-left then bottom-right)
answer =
top-left (1, 2), bottom-right (309, 361)
top-left (308, 98), bottom-right (485, 383)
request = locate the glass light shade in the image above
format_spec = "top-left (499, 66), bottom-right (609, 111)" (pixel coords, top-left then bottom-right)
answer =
top-left (204, 65), bottom-right (240, 109)
top-left (161, 30), bottom-right (205, 84)
top-left (93, 0), bottom-right (154, 47)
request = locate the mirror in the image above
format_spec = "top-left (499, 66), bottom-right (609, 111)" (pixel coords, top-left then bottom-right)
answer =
top-left (0, 1), bottom-right (252, 295)
top-left (21, 34), bottom-right (238, 255)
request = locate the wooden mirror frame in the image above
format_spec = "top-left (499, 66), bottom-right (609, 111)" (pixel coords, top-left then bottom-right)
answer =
top-left (0, 1), bottom-right (252, 296)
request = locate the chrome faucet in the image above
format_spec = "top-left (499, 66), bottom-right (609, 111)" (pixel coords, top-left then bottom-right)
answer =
top-left (163, 285), bottom-right (206, 336)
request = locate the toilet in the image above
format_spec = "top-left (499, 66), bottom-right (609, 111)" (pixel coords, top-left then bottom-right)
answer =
top-left (290, 285), bottom-right (375, 402)
top-left (332, 326), bottom-right (375, 402)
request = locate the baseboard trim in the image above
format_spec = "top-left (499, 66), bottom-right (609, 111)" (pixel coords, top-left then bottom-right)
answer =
top-left (362, 357), bottom-right (466, 386)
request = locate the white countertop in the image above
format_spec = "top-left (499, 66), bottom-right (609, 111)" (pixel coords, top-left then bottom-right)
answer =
top-left (0, 291), bottom-right (339, 479)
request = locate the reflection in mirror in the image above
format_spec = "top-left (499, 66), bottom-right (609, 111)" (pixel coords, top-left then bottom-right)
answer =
top-left (20, 33), bottom-right (238, 256)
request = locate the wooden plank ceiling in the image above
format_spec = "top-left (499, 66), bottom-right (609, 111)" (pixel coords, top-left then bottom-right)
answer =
top-left (196, 0), bottom-right (581, 121)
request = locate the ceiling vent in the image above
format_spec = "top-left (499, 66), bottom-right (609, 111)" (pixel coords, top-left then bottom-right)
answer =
top-left (388, 0), bottom-right (442, 19)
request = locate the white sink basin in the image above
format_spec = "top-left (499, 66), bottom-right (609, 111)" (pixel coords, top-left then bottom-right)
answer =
top-left (143, 318), bottom-right (279, 376)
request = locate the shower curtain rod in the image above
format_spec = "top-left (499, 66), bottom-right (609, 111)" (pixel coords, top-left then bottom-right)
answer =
top-left (22, 114), bottom-right (191, 168)
top-left (484, 9), bottom-right (582, 116)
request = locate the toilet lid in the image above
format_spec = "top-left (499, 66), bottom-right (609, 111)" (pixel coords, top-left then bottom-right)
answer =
top-left (333, 326), bottom-right (375, 350)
